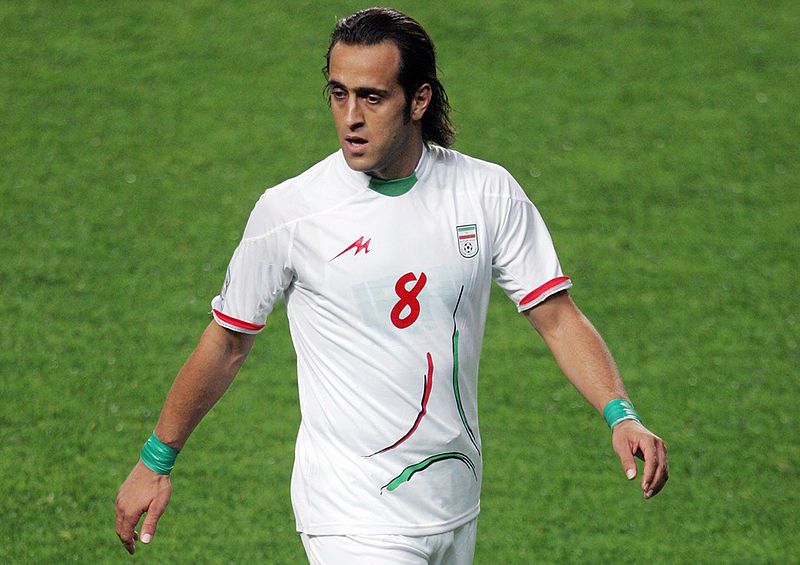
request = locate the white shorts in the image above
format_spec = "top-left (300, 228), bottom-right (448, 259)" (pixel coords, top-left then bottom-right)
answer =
top-left (299, 519), bottom-right (478, 565)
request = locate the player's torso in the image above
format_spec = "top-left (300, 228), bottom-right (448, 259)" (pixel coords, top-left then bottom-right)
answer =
top-left (283, 176), bottom-right (492, 458)
top-left (286, 177), bottom-right (490, 528)
top-left (288, 179), bottom-right (489, 337)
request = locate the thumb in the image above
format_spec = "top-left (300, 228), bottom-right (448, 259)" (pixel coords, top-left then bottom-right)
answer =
top-left (613, 426), bottom-right (639, 481)
top-left (617, 446), bottom-right (637, 480)
top-left (139, 499), bottom-right (167, 544)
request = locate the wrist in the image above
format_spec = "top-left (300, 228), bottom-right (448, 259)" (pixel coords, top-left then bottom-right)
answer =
top-left (602, 398), bottom-right (643, 431)
top-left (140, 432), bottom-right (180, 475)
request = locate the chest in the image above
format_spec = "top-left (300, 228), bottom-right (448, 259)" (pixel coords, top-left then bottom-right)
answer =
top-left (289, 188), bottom-right (489, 328)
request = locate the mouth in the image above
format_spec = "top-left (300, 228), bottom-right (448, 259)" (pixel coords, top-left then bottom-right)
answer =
top-left (345, 135), bottom-right (368, 153)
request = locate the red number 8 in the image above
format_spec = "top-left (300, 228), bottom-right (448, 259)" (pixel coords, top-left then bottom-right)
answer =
top-left (391, 272), bottom-right (427, 329)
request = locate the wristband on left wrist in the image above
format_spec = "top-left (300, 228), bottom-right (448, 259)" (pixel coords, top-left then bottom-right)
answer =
top-left (602, 398), bottom-right (643, 431)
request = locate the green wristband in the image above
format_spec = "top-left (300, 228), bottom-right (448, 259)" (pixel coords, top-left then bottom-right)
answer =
top-left (602, 399), bottom-right (643, 430)
top-left (141, 433), bottom-right (180, 475)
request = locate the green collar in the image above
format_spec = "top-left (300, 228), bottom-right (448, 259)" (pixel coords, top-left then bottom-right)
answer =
top-left (367, 172), bottom-right (418, 197)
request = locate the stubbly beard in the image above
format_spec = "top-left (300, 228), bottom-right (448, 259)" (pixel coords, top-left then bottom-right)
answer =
top-left (336, 103), bottom-right (420, 178)
top-left (343, 127), bottom-right (417, 179)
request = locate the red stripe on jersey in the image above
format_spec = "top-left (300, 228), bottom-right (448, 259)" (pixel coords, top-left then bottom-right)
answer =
top-left (519, 276), bottom-right (571, 306)
top-left (458, 234), bottom-right (476, 240)
top-left (213, 309), bottom-right (265, 331)
top-left (366, 352), bottom-right (434, 457)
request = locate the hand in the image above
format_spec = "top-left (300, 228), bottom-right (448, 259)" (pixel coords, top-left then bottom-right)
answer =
top-left (115, 460), bottom-right (173, 554)
top-left (611, 420), bottom-right (668, 499)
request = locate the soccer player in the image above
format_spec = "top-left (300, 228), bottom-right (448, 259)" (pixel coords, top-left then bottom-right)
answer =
top-left (115, 7), bottom-right (668, 563)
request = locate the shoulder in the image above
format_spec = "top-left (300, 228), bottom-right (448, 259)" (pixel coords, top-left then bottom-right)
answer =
top-left (426, 146), bottom-right (528, 201)
top-left (243, 152), bottom-right (353, 239)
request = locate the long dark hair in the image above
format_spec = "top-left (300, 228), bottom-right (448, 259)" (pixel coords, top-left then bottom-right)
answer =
top-left (324, 7), bottom-right (455, 148)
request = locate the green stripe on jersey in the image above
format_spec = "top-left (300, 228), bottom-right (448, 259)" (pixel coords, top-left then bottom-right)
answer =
top-left (382, 452), bottom-right (476, 492)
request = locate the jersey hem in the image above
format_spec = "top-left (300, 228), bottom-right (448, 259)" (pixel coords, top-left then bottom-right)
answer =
top-left (518, 276), bottom-right (572, 311)
top-left (295, 503), bottom-right (480, 537)
top-left (211, 308), bottom-right (265, 334)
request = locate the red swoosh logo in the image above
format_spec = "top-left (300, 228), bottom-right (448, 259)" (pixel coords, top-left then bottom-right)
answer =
top-left (330, 236), bottom-right (371, 262)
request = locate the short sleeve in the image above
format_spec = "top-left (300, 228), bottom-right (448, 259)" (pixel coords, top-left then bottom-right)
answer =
top-left (487, 176), bottom-right (572, 311)
top-left (210, 199), bottom-right (295, 334)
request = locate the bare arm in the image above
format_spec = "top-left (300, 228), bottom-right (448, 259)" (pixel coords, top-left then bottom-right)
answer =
top-left (524, 291), bottom-right (668, 499)
top-left (115, 321), bottom-right (255, 554)
top-left (154, 321), bottom-right (255, 448)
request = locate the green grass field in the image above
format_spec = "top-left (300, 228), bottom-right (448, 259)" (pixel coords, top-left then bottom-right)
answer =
top-left (2, 1), bottom-right (798, 563)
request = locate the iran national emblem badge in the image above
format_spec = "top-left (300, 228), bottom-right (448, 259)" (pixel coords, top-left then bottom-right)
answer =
top-left (456, 224), bottom-right (479, 258)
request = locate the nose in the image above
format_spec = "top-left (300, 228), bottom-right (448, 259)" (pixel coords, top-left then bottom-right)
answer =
top-left (345, 97), bottom-right (364, 131)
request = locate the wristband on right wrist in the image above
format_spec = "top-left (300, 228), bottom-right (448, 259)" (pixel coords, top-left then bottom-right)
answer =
top-left (602, 398), bottom-right (643, 430)
top-left (140, 432), bottom-right (180, 475)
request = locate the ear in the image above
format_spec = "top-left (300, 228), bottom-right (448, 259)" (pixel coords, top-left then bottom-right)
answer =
top-left (410, 83), bottom-right (432, 121)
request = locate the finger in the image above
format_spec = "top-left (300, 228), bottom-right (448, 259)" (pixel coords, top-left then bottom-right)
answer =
top-left (117, 536), bottom-right (135, 555)
top-left (617, 445), bottom-right (638, 480)
top-left (140, 500), bottom-right (167, 544)
top-left (612, 430), bottom-right (638, 480)
top-left (115, 519), bottom-right (137, 555)
top-left (646, 442), bottom-right (669, 498)
top-left (115, 504), bottom-right (139, 554)
top-left (640, 441), bottom-right (658, 496)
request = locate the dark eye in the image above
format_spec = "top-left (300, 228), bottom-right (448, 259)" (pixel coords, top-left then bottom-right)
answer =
top-left (331, 89), bottom-right (346, 101)
top-left (366, 94), bottom-right (381, 104)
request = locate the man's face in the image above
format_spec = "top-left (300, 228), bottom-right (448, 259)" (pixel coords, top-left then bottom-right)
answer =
top-left (327, 41), bottom-right (429, 180)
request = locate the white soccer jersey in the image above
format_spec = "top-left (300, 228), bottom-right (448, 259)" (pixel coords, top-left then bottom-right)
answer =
top-left (211, 146), bottom-right (571, 535)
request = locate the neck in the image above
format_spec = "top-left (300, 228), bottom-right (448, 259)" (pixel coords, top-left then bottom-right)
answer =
top-left (370, 134), bottom-right (424, 180)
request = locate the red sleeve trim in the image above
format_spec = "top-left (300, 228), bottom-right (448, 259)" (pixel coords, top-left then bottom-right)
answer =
top-left (212, 309), bottom-right (265, 332)
top-left (519, 276), bottom-right (571, 306)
